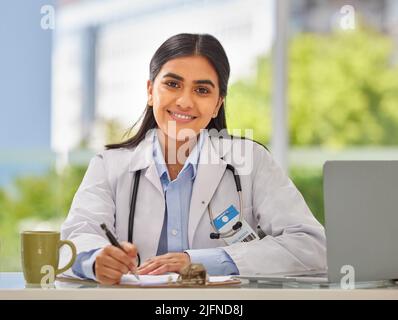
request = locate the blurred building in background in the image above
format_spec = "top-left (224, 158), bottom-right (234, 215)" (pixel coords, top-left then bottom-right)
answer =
top-left (289, 0), bottom-right (398, 72)
top-left (0, 0), bottom-right (54, 186)
top-left (2, 0), bottom-right (398, 186)
top-left (291, 0), bottom-right (398, 37)
top-left (52, 0), bottom-right (273, 169)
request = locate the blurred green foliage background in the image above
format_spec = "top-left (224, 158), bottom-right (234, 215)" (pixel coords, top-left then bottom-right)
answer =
top-left (227, 26), bottom-right (398, 147)
top-left (1, 26), bottom-right (398, 271)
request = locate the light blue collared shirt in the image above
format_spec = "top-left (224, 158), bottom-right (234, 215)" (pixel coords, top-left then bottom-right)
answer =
top-left (71, 130), bottom-right (239, 279)
top-left (153, 130), bottom-right (239, 276)
top-left (152, 130), bottom-right (197, 254)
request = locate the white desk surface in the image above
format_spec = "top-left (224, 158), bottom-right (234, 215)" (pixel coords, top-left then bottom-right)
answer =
top-left (1, 273), bottom-right (398, 300)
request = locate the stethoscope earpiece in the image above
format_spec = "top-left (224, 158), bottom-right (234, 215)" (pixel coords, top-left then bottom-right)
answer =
top-left (232, 221), bottom-right (243, 230)
top-left (209, 222), bottom-right (242, 240)
top-left (210, 232), bottom-right (221, 239)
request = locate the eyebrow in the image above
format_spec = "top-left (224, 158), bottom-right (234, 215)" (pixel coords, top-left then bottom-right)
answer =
top-left (162, 72), bottom-right (215, 88)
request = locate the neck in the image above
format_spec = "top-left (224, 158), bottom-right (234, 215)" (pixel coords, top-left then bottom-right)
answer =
top-left (158, 131), bottom-right (200, 166)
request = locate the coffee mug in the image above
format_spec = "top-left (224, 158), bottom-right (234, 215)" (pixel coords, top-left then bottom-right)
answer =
top-left (21, 231), bottom-right (76, 284)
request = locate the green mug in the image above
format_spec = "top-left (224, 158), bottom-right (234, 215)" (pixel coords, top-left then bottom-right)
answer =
top-left (21, 231), bottom-right (76, 284)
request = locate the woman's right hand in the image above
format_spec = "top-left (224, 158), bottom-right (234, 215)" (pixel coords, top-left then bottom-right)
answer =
top-left (95, 242), bottom-right (138, 285)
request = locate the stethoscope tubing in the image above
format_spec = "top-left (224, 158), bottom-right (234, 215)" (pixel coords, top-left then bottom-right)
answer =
top-left (127, 163), bottom-right (243, 243)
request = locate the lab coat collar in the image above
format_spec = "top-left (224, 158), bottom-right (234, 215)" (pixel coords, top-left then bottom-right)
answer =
top-left (128, 128), bottom-right (231, 173)
top-left (128, 129), bottom-right (156, 172)
top-left (127, 128), bottom-right (233, 246)
top-left (128, 129), bottom-right (163, 195)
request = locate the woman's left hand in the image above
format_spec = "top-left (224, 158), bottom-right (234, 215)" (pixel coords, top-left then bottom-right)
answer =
top-left (137, 252), bottom-right (191, 275)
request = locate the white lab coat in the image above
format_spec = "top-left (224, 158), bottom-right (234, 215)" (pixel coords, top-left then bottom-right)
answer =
top-left (60, 130), bottom-right (326, 276)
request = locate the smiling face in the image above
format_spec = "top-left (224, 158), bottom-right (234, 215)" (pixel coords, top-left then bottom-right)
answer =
top-left (147, 55), bottom-right (224, 141)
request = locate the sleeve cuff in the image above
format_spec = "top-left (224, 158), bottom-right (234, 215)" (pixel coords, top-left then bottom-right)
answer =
top-left (72, 248), bottom-right (102, 281)
top-left (185, 248), bottom-right (240, 276)
top-left (82, 248), bottom-right (103, 281)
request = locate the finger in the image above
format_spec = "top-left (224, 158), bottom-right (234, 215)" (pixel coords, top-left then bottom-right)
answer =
top-left (101, 256), bottom-right (130, 274)
top-left (137, 260), bottom-right (163, 275)
top-left (137, 262), bottom-right (159, 275)
top-left (97, 252), bottom-right (133, 274)
top-left (137, 260), bottom-right (152, 271)
top-left (136, 253), bottom-right (178, 273)
top-left (97, 273), bottom-right (120, 285)
top-left (148, 264), bottom-right (169, 275)
top-left (101, 266), bottom-right (124, 280)
top-left (137, 257), bottom-right (161, 271)
top-left (120, 242), bottom-right (138, 258)
top-left (98, 275), bottom-right (119, 286)
top-left (139, 256), bottom-right (156, 267)
top-left (104, 246), bottom-right (135, 270)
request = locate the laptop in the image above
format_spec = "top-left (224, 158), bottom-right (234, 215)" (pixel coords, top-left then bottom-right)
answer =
top-left (238, 161), bottom-right (398, 285)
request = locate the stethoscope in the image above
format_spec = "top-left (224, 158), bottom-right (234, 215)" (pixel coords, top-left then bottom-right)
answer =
top-left (127, 162), bottom-right (244, 244)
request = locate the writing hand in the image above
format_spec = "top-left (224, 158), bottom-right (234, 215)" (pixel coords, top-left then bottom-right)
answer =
top-left (95, 242), bottom-right (138, 285)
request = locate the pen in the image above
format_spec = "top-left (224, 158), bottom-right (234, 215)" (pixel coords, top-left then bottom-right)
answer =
top-left (100, 223), bottom-right (140, 281)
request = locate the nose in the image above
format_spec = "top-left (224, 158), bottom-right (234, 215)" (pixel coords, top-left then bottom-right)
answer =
top-left (176, 89), bottom-right (194, 109)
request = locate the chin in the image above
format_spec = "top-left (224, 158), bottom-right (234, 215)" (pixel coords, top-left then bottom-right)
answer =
top-left (171, 130), bottom-right (198, 141)
top-left (161, 124), bottom-right (198, 140)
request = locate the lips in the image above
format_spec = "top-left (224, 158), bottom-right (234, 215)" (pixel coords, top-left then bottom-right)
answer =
top-left (167, 110), bottom-right (197, 122)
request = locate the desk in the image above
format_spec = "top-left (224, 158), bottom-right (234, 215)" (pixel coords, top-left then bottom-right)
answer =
top-left (1, 273), bottom-right (398, 300)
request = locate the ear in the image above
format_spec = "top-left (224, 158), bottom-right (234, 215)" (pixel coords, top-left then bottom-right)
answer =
top-left (147, 80), bottom-right (153, 106)
top-left (212, 97), bottom-right (224, 118)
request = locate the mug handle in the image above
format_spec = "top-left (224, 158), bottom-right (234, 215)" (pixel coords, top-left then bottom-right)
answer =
top-left (56, 240), bottom-right (77, 275)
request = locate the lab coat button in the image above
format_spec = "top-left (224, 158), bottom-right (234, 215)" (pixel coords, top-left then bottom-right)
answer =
top-left (171, 229), bottom-right (178, 236)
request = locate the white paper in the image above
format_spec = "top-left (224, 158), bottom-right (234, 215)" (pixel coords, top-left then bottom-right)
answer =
top-left (208, 276), bottom-right (234, 283)
top-left (120, 273), bottom-right (233, 286)
top-left (121, 273), bottom-right (179, 286)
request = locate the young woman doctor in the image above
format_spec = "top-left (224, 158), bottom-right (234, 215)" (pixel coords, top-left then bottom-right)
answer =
top-left (60, 33), bottom-right (326, 285)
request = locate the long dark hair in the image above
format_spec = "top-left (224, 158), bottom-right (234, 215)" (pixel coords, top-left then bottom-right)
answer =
top-left (105, 33), bottom-right (230, 150)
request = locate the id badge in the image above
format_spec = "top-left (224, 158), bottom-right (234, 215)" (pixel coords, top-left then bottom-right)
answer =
top-left (212, 205), bottom-right (259, 245)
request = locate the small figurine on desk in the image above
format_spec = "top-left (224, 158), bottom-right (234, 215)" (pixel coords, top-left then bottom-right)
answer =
top-left (177, 263), bottom-right (209, 286)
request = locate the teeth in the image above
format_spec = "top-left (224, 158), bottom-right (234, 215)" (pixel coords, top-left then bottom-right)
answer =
top-left (170, 111), bottom-right (195, 120)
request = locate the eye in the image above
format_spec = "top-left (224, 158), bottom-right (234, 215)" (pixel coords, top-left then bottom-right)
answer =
top-left (196, 87), bottom-right (210, 95)
top-left (165, 81), bottom-right (180, 88)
